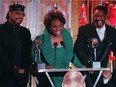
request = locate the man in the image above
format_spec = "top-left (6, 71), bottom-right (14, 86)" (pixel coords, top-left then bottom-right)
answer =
top-left (74, 5), bottom-right (116, 87)
top-left (102, 69), bottom-right (116, 87)
top-left (0, 3), bottom-right (32, 87)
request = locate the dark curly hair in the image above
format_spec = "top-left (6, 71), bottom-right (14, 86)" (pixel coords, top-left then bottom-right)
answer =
top-left (44, 10), bottom-right (66, 30)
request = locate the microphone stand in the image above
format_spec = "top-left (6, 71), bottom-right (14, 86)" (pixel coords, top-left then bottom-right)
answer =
top-left (60, 41), bottom-right (69, 68)
top-left (54, 47), bottom-right (57, 66)
top-left (94, 48), bottom-right (96, 61)
top-left (88, 44), bottom-right (93, 68)
top-left (53, 42), bottom-right (58, 66)
top-left (91, 38), bottom-right (98, 61)
top-left (36, 45), bottom-right (45, 70)
top-left (32, 46), bottom-right (38, 70)
top-left (36, 46), bottom-right (42, 63)
top-left (92, 44), bottom-right (96, 61)
top-left (34, 47), bottom-right (38, 62)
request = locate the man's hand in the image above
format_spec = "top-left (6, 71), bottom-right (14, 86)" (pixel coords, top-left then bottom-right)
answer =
top-left (19, 69), bottom-right (26, 74)
top-left (13, 66), bottom-right (26, 75)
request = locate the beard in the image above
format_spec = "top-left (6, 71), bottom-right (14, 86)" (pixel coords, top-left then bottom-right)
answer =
top-left (15, 18), bottom-right (23, 25)
top-left (10, 18), bottom-right (22, 25)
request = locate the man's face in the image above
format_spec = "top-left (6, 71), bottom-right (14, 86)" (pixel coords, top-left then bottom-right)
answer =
top-left (9, 11), bottom-right (25, 25)
top-left (93, 10), bottom-right (107, 28)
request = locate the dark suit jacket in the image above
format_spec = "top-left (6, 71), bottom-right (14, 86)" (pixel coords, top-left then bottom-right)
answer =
top-left (102, 69), bottom-right (116, 87)
top-left (74, 23), bottom-right (116, 67)
top-left (0, 21), bottom-right (32, 82)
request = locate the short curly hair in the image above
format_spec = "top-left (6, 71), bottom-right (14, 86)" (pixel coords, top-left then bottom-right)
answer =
top-left (44, 10), bottom-right (66, 29)
top-left (94, 5), bottom-right (107, 15)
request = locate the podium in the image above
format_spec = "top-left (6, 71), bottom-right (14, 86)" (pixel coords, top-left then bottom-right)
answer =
top-left (37, 68), bottom-right (110, 87)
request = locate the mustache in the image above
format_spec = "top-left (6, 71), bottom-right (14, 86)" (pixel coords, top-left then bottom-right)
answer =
top-left (16, 18), bottom-right (22, 21)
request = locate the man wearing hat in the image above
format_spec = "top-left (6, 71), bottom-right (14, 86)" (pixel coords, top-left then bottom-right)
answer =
top-left (0, 3), bottom-right (32, 87)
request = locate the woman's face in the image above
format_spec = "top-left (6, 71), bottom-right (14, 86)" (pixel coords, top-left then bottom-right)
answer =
top-left (50, 19), bottom-right (63, 36)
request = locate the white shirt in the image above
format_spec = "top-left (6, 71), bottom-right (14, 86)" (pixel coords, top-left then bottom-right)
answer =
top-left (96, 24), bottom-right (106, 41)
top-left (103, 78), bottom-right (110, 84)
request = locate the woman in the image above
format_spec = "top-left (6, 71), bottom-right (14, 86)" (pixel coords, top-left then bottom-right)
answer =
top-left (32, 9), bottom-right (82, 87)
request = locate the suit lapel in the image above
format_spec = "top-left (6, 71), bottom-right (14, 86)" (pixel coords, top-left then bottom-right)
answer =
top-left (100, 25), bottom-right (111, 62)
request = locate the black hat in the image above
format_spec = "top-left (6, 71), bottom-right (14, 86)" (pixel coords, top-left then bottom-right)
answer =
top-left (9, 3), bottom-right (25, 12)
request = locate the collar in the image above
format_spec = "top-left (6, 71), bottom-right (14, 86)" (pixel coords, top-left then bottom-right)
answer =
top-left (5, 21), bottom-right (20, 30)
top-left (96, 24), bottom-right (106, 32)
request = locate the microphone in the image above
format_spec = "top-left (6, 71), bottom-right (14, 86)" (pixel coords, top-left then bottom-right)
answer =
top-left (53, 42), bottom-right (58, 66)
top-left (87, 38), bottom-right (98, 48)
top-left (33, 39), bottom-right (42, 49)
top-left (60, 41), bottom-right (68, 53)
top-left (34, 39), bottom-right (42, 49)
top-left (91, 38), bottom-right (98, 48)
top-left (60, 41), bottom-right (65, 48)
top-left (53, 42), bottom-right (58, 48)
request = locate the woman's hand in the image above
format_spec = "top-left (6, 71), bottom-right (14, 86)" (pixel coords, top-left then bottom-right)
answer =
top-left (45, 65), bottom-right (53, 69)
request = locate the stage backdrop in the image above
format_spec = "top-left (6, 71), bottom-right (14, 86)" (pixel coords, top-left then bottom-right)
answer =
top-left (0, 0), bottom-right (72, 40)
top-left (1, 0), bottom-right (113, 42)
